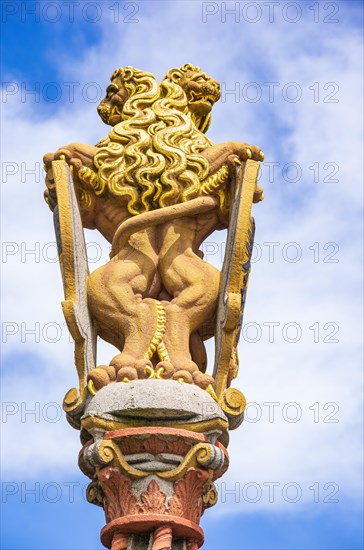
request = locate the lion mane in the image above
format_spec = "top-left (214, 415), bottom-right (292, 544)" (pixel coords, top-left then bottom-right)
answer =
top-left (80, 65), bottom-right (227, 216)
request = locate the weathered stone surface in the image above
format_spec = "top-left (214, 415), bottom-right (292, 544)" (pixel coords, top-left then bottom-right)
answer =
top-left (82, 380), bottom-right (228, 425)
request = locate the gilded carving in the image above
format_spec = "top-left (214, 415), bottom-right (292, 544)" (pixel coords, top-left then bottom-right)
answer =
top-left (44, 64), bottom-right (263, 419)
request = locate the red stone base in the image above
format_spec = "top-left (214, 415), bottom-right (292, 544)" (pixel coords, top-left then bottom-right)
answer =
top-left (80, 426), bottom-right (229, 550)
top-left (101, 515), bottom-right (204, 549)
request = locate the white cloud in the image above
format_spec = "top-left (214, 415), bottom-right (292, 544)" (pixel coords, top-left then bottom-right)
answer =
top-left (1, 0), bottom-right (362, 514)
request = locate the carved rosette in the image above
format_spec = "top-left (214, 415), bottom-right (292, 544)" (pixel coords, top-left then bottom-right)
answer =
top-left (79, 427), bottom-right (229, 550)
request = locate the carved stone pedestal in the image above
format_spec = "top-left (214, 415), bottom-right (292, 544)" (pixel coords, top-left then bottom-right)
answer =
top-left (78, 380), bottom-right (231, 550)
top-left (44, 64), bottom-right (263, 550)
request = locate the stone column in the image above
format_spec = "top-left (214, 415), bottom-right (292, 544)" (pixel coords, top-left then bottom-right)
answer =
top-left (77, 379), bottom-right (236, 550)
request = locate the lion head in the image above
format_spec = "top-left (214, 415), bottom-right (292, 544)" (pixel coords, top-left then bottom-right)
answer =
top-left (88, 65), bottom-right (221, 215)
top-left (97, 69), bottom-right (130, 126)
top-left (97, 66), bottom-right (160, 127)
top-left (163, 64), bottom-right (220, 133)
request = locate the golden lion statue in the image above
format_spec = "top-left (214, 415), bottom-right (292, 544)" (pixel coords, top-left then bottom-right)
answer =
top-left (44, 64), bottom-right (263, 397)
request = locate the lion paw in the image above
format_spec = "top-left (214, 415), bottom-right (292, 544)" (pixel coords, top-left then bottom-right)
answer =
top-left (110, 353), bottom-right (137, 371)
top-left (155, 361), bottom-right (174, 379)
top-left (173, 360), bottom-right (199, 375)
top-left (192, 371), bottom-right (214, 390)
top-left (135, 359), bottom-right (154, 379)
top-left (116, 367), bottom-right (138, 383)
top-left (173, 370), bottom-right (193, 384)
top-left (238, 143), bottom-right (264, 163)
top-left (253, 185), bottom-right (264, 203)
top-left (87, 365), bottom-right (116, 394)
top-left (250, 145), bottom-right (264, 162)
top-left (110, 355), bottom-right (155, 381)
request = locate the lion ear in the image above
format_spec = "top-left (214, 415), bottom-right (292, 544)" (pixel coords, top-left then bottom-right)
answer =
top-left (111, 69), bottom-right (121, 81)
top-left (167, 69), bottom-right (182, 83)
top-left (123, 68), bottom-right (134, 81)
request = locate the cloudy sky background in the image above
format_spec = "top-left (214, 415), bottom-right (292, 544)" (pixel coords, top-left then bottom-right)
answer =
top-left (1, 1), bottom-right (363, 549)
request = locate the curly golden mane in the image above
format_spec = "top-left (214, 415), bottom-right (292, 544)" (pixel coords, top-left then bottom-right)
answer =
top-left (87, 65), bottom-right (219, 215)
top-left (92, 67), bottom-right (162, 214)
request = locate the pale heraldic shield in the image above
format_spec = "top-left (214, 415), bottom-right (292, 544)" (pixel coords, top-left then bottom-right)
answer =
top-left (213, 159), bottom-right (260, 428)
top-left (52, 160), bottom-right (97, 428)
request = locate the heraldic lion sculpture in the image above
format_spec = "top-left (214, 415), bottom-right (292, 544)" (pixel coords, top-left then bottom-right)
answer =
top-left (44, 64), bottom-right (263, 398)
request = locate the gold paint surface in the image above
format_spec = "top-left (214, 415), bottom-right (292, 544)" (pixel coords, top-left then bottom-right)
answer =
top-left (44, 64), bottom-right (263, 420)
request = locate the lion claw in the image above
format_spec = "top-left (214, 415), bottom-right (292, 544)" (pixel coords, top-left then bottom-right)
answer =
top-left (145, 365), bottom-right (155, 379)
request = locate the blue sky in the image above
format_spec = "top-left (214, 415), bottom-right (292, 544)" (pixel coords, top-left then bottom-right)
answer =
top-left (1, 1), bottom-right (363, 549)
